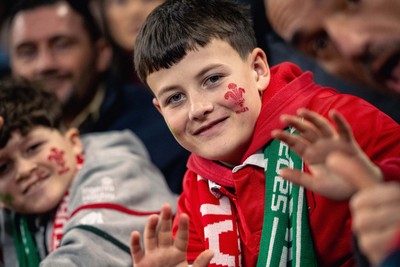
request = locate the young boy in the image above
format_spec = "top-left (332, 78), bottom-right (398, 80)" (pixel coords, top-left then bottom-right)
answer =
top-left (130, 0), bottom-right (400, 266)
top-left (0, 79), bottom-right (177, 266)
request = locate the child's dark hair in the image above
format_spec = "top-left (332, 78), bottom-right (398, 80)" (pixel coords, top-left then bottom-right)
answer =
top-left (134, 0), bottom-right (257, 84)
top-left (0, 79), bottom-right (62, 148)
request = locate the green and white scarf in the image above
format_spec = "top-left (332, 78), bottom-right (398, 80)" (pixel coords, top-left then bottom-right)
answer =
top-left (257, 128), bottom-right (317, 267)
top-left (12, 213), bottom-right (41, 267)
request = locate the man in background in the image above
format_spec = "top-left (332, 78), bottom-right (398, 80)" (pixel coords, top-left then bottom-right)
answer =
top-left (6, 0), bottom-right (189, 194)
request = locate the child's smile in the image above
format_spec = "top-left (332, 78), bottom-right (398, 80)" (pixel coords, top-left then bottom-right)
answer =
top-left (148, 38), bottom-right (270, 165)
top-left (0, 127), bottom-right (82, 214)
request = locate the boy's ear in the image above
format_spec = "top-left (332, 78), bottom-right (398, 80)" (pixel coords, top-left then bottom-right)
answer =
top-left (95, 38), bottom-right (112, 73)
top-left (250, 48), bottom-right (270, 93)
top-left (65, 128), bottom-right (84, 157)
top-left (152, 97), bottom-right (162, 114)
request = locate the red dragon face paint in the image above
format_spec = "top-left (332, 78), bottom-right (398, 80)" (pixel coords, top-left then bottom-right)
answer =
top-left (48, 147), bottom-right (70, 175)
top-left (224, 83), bottom-right (249, 114)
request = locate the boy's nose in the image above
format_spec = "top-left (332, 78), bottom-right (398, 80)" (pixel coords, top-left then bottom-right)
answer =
top-left (16, 159), bottom-right (37, 181)
top-left (189, 100), bottom-right (214, 120)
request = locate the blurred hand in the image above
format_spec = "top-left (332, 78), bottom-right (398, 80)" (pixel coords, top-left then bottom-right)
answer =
top-left (271, 108), bottom-right (382, 200)
top-left (350, 182), bottom-right (400, 265)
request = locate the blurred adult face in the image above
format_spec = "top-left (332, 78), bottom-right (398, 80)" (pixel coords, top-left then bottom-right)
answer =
top-left (9, 2), bottom-right (109, 111)
top-left (266, 0), bottom-right (400, 95)
top-left (104, 0), bottom-right (164, 51)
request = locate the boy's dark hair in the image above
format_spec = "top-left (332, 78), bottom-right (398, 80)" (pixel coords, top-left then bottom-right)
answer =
top-left (134, 0), bottom-right (257, 83)
top-left (7, 0), bottom-right (102, 42)
top-left (0, 79), bottom-right (62, 148)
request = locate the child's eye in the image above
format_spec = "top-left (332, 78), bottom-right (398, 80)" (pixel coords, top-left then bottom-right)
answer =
top-left (0, 162), bottom-right (11, 176)
top-left (204, 75), bottom-right (223, 87)
top-left (167, 93), bottom-right (186, 105)
top-left (26, 142), bottom-right (43, 155)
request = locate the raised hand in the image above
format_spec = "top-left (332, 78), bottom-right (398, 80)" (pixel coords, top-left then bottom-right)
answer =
top-left (130, 204), bottom-right (213, 267)
top-left (271, 108), bottom-right (382, 200)
top-left (350, 182), bottom-right (400, 265)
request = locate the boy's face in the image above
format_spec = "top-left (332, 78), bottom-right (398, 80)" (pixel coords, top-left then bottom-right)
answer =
top-left (0, 126), bottom-right (82, 214)
top-left (147, 39), bottom-right (270, 166)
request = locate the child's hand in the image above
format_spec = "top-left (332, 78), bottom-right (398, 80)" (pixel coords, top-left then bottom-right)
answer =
top-left (130, 204), bottom-right (213, 267)
top-left (350, 182), bottom-right (400, 265)
top-left (271, 108), bottom-right (382, 200)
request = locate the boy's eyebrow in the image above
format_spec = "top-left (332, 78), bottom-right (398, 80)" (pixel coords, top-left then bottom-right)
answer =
top-left (195, 63), bottom-right (224, 81)
top-left (157, 63), bottom-right (224, 97)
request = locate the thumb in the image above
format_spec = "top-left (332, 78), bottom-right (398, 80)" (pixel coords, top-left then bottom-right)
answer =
top-left (327, 151), bottom-right (381, 190)
top-left (192, 250), bottom-right (214, 267)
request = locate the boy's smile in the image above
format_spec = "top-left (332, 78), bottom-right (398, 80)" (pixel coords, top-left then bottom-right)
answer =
top-left (147, 39), bottom-right (270, 166)
top-left (0, 126), bottom-right (82, 214)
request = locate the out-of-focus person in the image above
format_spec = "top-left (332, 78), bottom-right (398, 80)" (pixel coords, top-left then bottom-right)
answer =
top-left (265, 0), bottom-right (400, 265)
top-left (7, 0), bottom-right (189, 194)
top-left (91, 0), bottom-right (189, 194)
top-left (265, 0), bottom-right (400, 97)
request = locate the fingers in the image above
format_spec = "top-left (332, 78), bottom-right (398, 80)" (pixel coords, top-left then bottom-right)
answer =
top-left (276, 109), bottom-right (351, 144)
top-left (351, 182), bottom-right (400, 214)
top-left (158, 204), bottom-right (173, 248)
top-left (351, 183), bottom-right (400, 264)
top-left (279, 168), bottom-right (315, 190)
top-left (193, 250), bottom-right (214, 267)
top-left (174, 213), bottom-right (190, 252)
top-left (272, 109), bottom-right (341, 157)
top-left (130, 231), bottom-right (144, 264)
top-left (329, 110), bottom-right (354, 143)
top-left (358, 226), bottom-right (399, 265)
top-left (296, 108), bottom-right (335, 138)
top-left (327, 151), bottom-right (380, 190)
top-left (271, 130), bottom-right (309, 157)
top-left (143, 214), bottom-right (162, 251)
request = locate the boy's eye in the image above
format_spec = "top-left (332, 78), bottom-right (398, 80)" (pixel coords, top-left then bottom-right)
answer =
top-left (0, 162), bottom-right (11, 176)
top-left (167, 93), bottom-right (186, 105)
top-left (26, 142), bottom-right (43, 155)
top-left (204, 75), bottom-right (222, 87)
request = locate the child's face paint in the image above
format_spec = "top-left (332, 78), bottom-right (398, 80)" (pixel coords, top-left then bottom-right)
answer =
top-left (0, 127), bottom-right (81, 214)
top-left (147, 39), bottom-right (265, 165)
top-left (224, 83), bottom-right (249, 114)
top-left (48, 147), bottom-right (70, 175)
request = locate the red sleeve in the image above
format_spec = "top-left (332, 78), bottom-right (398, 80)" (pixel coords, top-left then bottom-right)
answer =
top-left (378, 158), bottom-right (400, 182)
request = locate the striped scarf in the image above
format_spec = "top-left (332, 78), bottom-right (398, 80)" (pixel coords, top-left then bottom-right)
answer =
top-left (257, 128), bottom-right (317, 267)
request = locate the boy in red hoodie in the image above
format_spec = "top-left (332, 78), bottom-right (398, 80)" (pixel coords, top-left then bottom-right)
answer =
top-left (130, 0), bottom-right (400, 266)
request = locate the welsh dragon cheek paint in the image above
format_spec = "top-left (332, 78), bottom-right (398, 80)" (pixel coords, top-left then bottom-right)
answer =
top-left (224, 83), bottom-right (249, 114)
top-left (48, 147), bottom-right (70, 175)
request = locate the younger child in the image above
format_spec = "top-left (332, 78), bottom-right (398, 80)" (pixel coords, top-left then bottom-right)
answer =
top-left (0, 79), bottom-right (177, 266)
top-left (129, 0), bottom-right (400, 266)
